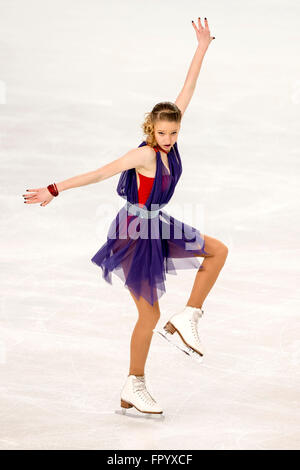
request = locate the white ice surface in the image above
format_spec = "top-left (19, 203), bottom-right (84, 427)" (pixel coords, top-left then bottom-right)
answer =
top-left (0, 0), bottom-right (300, 450)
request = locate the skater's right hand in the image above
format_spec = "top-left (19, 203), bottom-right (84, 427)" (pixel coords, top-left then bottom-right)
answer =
top-left (23, 187), bottom-right (55, 207)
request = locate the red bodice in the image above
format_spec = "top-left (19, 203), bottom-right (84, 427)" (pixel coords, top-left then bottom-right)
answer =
top-left (137, 172), bottom-right (155, 206)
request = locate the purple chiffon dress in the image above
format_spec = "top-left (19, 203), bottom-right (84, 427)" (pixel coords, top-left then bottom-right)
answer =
top-left (91, 140), bottom-right (210, 306)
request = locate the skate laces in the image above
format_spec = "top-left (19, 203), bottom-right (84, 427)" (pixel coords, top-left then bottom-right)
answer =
top-left (190, 308), bottom-right (204, 343)
top-left (132, 376), bottom-right (157, 405)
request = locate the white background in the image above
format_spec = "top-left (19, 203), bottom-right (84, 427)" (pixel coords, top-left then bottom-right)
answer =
top-left (0, 0), bottom-right (299, 449)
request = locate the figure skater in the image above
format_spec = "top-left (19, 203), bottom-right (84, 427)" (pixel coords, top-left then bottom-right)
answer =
top-left (22, 18), bottom-right (227, 416)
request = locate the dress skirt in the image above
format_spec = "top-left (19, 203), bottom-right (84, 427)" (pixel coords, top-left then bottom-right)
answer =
top-left (91, 203), bottom-right (210, 307)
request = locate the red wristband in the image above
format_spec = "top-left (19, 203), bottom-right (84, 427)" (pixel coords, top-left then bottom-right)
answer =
top-left (47, 183), bottom-right (59, 197)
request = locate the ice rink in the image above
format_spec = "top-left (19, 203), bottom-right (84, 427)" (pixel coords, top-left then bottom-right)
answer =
top-left (1, 0), bottom-right (300, 450)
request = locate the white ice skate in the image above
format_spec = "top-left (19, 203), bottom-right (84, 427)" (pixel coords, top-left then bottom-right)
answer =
top-left (120, 374), bottom-right (163, 415)
top-left (153, 305), bottom-right (205, 363)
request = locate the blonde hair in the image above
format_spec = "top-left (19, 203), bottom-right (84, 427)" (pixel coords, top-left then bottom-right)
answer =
top-left (141, 101), bottom-right (182, 147)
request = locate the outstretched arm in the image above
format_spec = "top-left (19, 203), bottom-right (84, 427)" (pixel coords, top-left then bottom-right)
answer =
top-left (175, 17), bottom-right (215, 116)
top-left (22, 146), bottom-right (152, 207)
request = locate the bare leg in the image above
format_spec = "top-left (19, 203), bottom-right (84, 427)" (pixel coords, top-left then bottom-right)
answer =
top-left (127, 289), bottom-right (160, 376)
top-left (187, 234), bottom-right (229, 309)
top-left (116, 236), bottom-right (160, 377)
top-left (115, 223), bottom-right (161, 376)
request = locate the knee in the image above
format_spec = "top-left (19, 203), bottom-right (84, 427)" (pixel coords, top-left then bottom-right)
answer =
top-left (152, 311), bottom-right (160, 326)
top-left (216, 241), bottom-right (229, 259)
top-left (138, 309), bottom-right (160, 327)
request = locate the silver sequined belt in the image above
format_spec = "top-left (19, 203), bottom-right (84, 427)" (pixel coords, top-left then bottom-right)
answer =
top-left (125, 201), bottom-right (160, 219)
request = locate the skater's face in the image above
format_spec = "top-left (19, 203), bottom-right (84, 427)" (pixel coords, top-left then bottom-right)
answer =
top-left (154, 120), bottom-right (180, 152)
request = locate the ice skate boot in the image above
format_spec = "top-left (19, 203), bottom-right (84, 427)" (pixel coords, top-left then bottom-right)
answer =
top-left (153, 306), bottom-right (205, 363)
top-left (120, 374), bottom-right (163, 415)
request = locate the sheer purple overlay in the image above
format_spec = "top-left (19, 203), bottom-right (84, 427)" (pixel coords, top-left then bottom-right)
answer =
top-left (91, 140), bottom-right (210, 306)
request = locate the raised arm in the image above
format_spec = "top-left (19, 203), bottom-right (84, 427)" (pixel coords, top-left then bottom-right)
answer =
top-left (175, 17), bottom-right (215, 116)
top-left (23, 146), bottom-right (152, 207)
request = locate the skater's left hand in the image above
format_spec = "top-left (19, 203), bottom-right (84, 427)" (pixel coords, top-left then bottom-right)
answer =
top-left (191, 17), bottom-right (215, 51)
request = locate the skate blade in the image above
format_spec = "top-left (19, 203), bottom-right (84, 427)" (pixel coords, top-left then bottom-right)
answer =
top-left (154, 329), bottom-right (190, 356)
top-left (116, 408), bottom-right (164, 420)
top-left (153, 328), bottom-right (204, 363)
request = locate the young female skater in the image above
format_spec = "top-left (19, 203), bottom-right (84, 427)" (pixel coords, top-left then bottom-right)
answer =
top-left (22, 18), bottom-right (228, 415)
